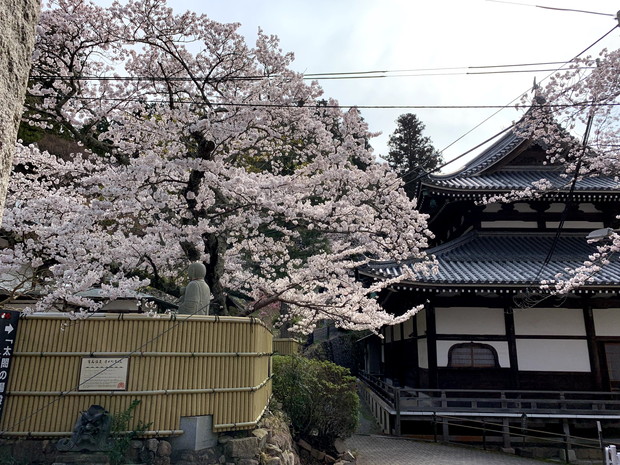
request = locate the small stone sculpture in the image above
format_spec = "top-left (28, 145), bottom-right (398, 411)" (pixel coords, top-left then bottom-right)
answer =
top-left (177, 262), bottom-right (210, 315)
top-left (57, 404), bottom-right (112, 452)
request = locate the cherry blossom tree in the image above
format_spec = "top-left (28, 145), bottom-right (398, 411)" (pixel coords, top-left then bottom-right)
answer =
top-left (4, 0), bottom-right (434, 333)
top-left (513, 46), bottom-right (620, 293)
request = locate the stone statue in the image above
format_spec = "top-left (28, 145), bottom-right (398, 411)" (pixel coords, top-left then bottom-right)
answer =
top-left (177, 262), bottom-right (210, 315)
top-left (57, 404), bottom-right (112, 452)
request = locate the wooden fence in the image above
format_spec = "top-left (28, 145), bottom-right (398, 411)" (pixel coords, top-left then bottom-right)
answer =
top-left (0, 313), bottom-right (272, 437)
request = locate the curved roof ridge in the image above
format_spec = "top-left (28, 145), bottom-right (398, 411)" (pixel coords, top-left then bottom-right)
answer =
top-left (429, 130), bottom-right (524, 182)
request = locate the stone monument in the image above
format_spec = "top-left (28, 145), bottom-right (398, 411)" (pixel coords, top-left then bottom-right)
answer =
top-left (177, 262), bottom-right (210, 315)
top-left (56, 404), bottom-right (112, 452)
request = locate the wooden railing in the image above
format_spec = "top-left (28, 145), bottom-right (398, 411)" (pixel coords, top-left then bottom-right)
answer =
top-left (1, 313), bottom-right (273, 437)
top-left (358, 371), bottom-right (620, 417)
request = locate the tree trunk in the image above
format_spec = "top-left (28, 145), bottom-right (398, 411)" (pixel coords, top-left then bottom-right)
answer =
top-left (204, 233), bottom-right (228, 316)
top-left (0, 0), bottom-right (40, 224)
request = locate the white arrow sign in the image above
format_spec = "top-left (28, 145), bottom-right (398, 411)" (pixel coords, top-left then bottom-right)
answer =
top-left (4, 324), bottom-right (13, 335)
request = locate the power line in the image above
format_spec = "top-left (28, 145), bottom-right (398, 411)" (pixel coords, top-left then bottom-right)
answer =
top-left (397, 124), bottom-right (516, 194)
top-left (303, 60), bottom-right (571, 76)
top-left (437, 24), bottom-right (619, 156)
top-left (306, 67), bottom-right (594, 80)
top-left (28, 64), bottom-right (594, 84)
top-left (23, 93), bottom-right (620, 110)
top-left (392, 24), bottom-right (619, 192)
top-left (485, 0), bottom-right (616, 17)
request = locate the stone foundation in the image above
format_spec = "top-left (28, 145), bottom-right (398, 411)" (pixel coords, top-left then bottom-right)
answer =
top-left (0, 409), bottom-right (300, 465)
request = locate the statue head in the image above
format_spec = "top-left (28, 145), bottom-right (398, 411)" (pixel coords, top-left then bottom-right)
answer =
top-left (188, 262), bottom-right (206, 280)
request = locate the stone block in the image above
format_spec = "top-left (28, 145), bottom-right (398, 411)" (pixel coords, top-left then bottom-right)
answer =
top-left (311, 448), bottom-right (325, 461)
top-left (270, 431), bottom-right (292, 450)
top-left (333, 438), bottom-right (346, 454)
top-left (283, 451), bottom-right (295, 465)
top-left (264, 443), bottom-right (282, 454)
top-left (226, 436), bottom-right (260, 458)
top-left (157, 440), bottom-right (172, 457)
top-left (146, 438), bottom-right (159, 452)
top-left (265, 457), bottom-right (281, 465)
top-left (169, 415), bottom-right (218, 451)
top-left (340, 450), bottom-right (355, 462)
top-left (252, 428), bottom-right (269, 449)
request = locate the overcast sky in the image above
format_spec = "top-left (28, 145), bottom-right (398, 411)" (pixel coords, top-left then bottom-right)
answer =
top-left (103, 0), bottom-right (620, 170)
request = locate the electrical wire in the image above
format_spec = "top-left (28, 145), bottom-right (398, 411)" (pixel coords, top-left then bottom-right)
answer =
top-left (486, 0), bottom-right (617, 18)
top-left (28, 61), bottom-right (592, 83)
top-left (21, 94), bottom-right (620, 110)
top-left (398, 24), bottom-right (619, 185)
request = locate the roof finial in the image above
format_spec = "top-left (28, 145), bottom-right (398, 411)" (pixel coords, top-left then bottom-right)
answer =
top-left (532, 77), bottom-right (546, 105)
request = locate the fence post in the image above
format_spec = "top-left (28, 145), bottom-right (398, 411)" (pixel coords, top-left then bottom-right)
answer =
top-left (502, 418), bottom-right (511, 450)
top-left (433, 413), bottom-right (438, 443)
top-left (599, 421), bottom-right (606, 465)
top-left (441, 391), bottom-right (449, 442)
top-left (563, 419), bottom-right (571, 464)
top-left (483, 421), bottom-right (487, 450)
top-left (394, 388), bottom-right (401, 436)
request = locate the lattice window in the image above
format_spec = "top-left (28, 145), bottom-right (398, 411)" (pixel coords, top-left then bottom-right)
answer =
top-left (448, 343), bottom-right (499, 368)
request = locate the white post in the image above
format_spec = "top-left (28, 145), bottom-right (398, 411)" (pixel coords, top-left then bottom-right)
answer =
top-left (605, 445), bottom-right (619, 465)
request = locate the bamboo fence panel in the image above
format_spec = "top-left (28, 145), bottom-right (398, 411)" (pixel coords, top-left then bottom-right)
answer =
top-left (273, 338), bottom-right (301, 355)
top-left (0, 314), bottom-right (273, 436)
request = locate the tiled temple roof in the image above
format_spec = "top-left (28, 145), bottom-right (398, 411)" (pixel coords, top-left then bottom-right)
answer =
top-left (361, 231), bottom-right (620, 291)
top-left (424, 131), bottom-right (619, 193)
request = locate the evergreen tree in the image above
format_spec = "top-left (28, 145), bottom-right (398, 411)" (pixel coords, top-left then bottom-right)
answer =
top-left (385, 113), bottom-right (441, 198)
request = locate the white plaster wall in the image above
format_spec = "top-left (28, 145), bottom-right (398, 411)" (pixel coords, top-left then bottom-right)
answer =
top-left (418, 339), bottom-right (428, 369)
top-left (435, 307), bottom-right (505, 335)
top-left (547, 221), bottom-right (604, 229)
top-left (513, 308), bottom-right (586, 336)
top-left (436, 340), bottom-right (509, 368)
top-left (482, 203), bottom-right (502, 213)
top-left (514, 203), bottom-right (536, 213)
top-left (393, 323), bottom-right (402, 341)
top-left (516, 339), bottom-right (590, 372)
top-left (547, 203), bottom-right (565, 213)
top-left (417, 309), bottom-right (427, 336)
top-left (403, 318), bottom-right (414, 339)
top-left (481, 221), bottom-right (538, 229)
top-left (579, 203), bottom-right (601, 213)
top-left (593, 308), bottom-right (620, 336)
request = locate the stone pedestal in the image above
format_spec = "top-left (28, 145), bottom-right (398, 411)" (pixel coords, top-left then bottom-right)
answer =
top-left (169, 415), bottom-right (218, 451)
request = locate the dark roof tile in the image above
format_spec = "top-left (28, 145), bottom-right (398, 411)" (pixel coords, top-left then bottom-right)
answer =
top-left (362, 232), bottom-right (620, 288)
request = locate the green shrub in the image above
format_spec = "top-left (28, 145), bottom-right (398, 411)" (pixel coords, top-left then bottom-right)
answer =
top-left (108, 400), bottom-right (151, 465)
top-left (272, 355), bottom-right (358, 449)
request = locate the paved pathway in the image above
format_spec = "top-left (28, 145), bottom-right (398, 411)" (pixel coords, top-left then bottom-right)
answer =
top-left (346, 435), bottom-right (550, 465)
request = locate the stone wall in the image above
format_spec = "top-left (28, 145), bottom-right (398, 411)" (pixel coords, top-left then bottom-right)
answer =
top-left (0, 409), bottom-right (300, 465)
top-left (0, 0), bottom-right (40, 223)
top-left (173, 409), bottom-right (299, 465)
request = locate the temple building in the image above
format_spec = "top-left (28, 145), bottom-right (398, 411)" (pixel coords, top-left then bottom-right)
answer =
top-left (356, 122), bottom-right (620, 443)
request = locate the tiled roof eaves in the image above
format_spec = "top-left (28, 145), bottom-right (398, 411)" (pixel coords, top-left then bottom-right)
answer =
top-left (358, 232), bottom-right (620, 290)
top-left (422, 185), bottom-right (620, 199)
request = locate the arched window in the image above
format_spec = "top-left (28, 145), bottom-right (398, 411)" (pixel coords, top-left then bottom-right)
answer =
top-left (448, 343), bottom-right (499, 368)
